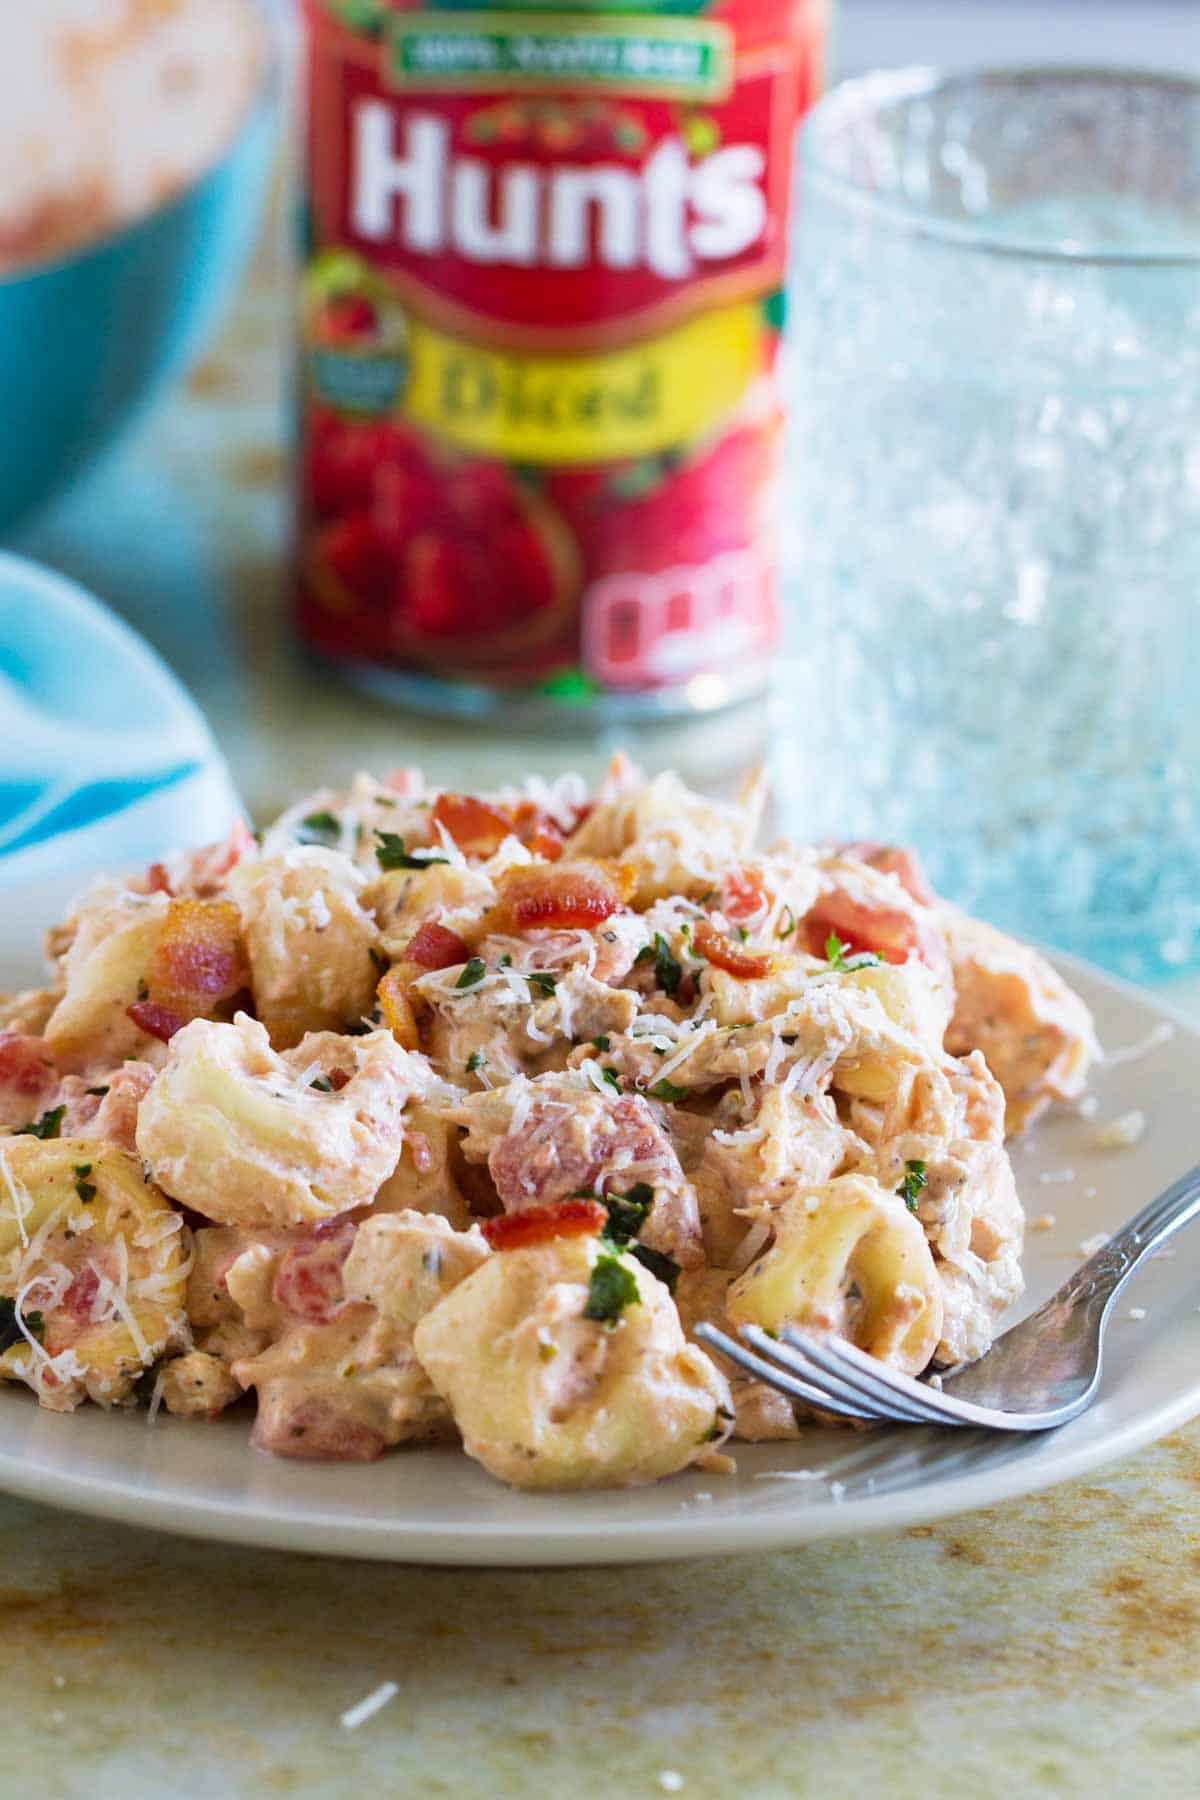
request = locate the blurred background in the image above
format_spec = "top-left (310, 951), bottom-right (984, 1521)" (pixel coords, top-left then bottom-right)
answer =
top-left (1, 0), bottom-right (1198, 977)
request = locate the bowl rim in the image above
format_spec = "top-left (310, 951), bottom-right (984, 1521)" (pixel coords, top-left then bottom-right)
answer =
top-left (0, 0), bottom-right (290, 290)
top-left (0, 546), bottom-right (225, 757)
top-left (800, 63), bottom-right (1200, 269)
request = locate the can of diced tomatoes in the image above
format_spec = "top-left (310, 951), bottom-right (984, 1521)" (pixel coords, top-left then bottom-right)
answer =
top-left (295, 0), bottom-right (828, 717)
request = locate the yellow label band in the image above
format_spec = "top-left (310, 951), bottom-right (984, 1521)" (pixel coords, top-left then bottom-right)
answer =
top-left (403, 300), bottom-right (760, 463)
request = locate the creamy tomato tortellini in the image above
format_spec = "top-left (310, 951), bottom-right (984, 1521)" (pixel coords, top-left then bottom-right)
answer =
top-left (0, 758), bottom-right (1097, 1491)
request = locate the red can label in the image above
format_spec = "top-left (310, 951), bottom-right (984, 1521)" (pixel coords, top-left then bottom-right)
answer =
top-left (296, 1), bottom-right (825, 697)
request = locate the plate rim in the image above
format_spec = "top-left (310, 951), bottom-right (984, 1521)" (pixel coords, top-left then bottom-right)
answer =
top-left (1, 950), bottom-right (1197, 1565)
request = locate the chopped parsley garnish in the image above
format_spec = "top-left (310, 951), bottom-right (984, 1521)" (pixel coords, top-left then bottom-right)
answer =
top-left (824, 933), bottom-right (882, 972)
top-left (635, 933), bottom-right (682, 998)
top-left (368, 947), bottom-right (388, 973)
top-left (375, 831), bottom-right (448, 872)
top-left (700, 1406), bottom-right (735, 1443)
top-left (500, 953), bottom-right (514, 968)
top-left (583, 1251), bottom-right (640, 1326)
top-left (73, 1163), bottom-right (96, 1203)
top-left (85, 1085), bottom-right (110, 1098)
top-left (526, 971), bottom-right (558, 998)
top-left (0, 1297), bottom-right (44, 1353)
top-left (591, 1035), bottom-right (611, 1052)
top-left (776, 906), bottom-right (797, 940)
top-left (14, 1104), bottom-right (65, 1141)
top-left (310, 1076), bottom-right (334, 1093)
top-left (455, 957), bottom-right (487, 990)
top-left (899, 1160), bottom-right (928, 1212)
top-left (736, 925), bottom-right (750, 943)
top-left (598, 1065), bottom-right (622, 1094)
top-left (298, 810), bottom-right (340, 847)
top-left (649, 1078), bottom-right (689, 1104)
top-left (466, 1051), bottom-right (485, 1075)
top-left (601, 1183), bottom-right (654, 1243)
top-left (631, 1243), bottom-right (680, 1293)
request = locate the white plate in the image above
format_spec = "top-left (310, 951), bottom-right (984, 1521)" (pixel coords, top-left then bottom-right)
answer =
top-left (0, 945), bottom-right (1196, 1564)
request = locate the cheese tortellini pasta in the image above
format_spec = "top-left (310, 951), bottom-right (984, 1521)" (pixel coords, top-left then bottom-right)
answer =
top-left (0, 757), bottom-right (1097, 1491)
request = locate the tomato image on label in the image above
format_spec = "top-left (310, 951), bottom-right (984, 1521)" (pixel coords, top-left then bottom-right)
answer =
top-left (295, 0), bottom-right (828, 707)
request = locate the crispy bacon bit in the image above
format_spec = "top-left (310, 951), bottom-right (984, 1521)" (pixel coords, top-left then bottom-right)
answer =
top-left (494, 860), bottom-right (630, 933)
top-left (251, 1393), bottom-right (386, 1462)
top-left (840, 842), bottom-right (937, 908)
top-left (510, 801), bottom-right (566, 862)
top-left (127, 1000), bottom-right (187, 1043)
top-left (273, 1218), bottom-right (357, 1323)
top-left (377, 969), bottom-right (420, 1050)
top-left (63, 1264), bottom-right (101, 1323)
top-left (694, 920), bottom-right (771, 980)
top-left (187, 818), bottom-right (256, 895)
top-left (403, 921), bottom-right (471, 971)
top-left (328, 1067), bottom-right (351, 1092)
top-left (145, 861), bottom-right (174, 895)
top-left (720, 867), bottom-right (769, 922)
top-left (431, 792), bottom-right (566, 862)
top-left (481, 1197), bottom-right (607, 1251)
top-left (154, 899), bottom-right (248, 1008)
top-left (0, 1033), bottom-right (57, 1099)
top-left (385, 766), bottom-right (422, 796)
top-left (432, 793), bottom-right (516, 857)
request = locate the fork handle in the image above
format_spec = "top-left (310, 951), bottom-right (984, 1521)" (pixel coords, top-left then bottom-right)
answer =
top-left (1056, 1158), bottom-right (1200, 1311)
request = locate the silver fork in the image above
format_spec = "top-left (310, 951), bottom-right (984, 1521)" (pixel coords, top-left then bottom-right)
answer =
top-left (695, 1160), bottom-right (1200, 1431)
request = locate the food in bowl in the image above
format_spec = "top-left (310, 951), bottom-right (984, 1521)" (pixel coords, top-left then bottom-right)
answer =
top-left (0, 759), bottom-right (1097, 1490)
top-left (0, 0), bottom-right (262, 274)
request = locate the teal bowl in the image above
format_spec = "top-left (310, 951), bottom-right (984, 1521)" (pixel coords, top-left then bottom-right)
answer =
top-left (0, 0), bottom-right (285, 535)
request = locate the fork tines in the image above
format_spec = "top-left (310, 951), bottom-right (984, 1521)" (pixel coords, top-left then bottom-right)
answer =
top-left (695, 1322), bottom-right (956, 1427)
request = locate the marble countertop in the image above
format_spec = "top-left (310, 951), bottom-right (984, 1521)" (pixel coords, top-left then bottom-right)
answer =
top-left (7, 6), bottom-right (1200, 1794)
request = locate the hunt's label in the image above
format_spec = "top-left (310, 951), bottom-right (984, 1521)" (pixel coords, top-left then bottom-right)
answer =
top-left (296, 0), bottom-right (826, 696)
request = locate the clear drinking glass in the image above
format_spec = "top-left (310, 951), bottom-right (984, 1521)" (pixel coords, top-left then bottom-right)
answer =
top-left (776, 68), bottom-right (1200, 980)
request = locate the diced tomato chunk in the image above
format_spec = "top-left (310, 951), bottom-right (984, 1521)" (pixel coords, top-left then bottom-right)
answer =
top-left (403, 921), bottom-right (471, 970)
top-left (127, 1000), bottom-right (188, 1042)
top-left (495, 861), bottom-right (628, 932)
top-left (694, 920), bottom-right (771, 980)
top-left (839, 842), bottom-right (937, 908)
top-left (482, 1197), bottom-right (607, 1251)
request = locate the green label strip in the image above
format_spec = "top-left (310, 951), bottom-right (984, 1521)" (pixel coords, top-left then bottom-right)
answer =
top-left (387, 10), bottom-right (733, 100)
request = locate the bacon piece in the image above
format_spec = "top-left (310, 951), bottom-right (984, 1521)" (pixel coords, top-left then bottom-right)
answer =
top-left (377, 969), bottom-right (419, 1050)
top-left (481, 1197), bottom-right (606, 1251)
top-left (186, 819), bottom-right (256, 895)
top-left (62, 1264), bottom-right (101, 1324)
top-left (385, 766), bottom-right (423, 796)
top-left (432, 793), bottom-right (516, 858)
top-left (694, 920), bottom-right (771, 980)
top-left (720, 867), bottom-right (769, 923)
top-left (839, 842), bottom-right (937, 908)
top-left (273, 1216), bottom-right (359, 1323)
top-left (492, 860), bottom-right (631, 933)
top-left (145, 862), bottom-right (174, 895)
top-left (403, 921), bottom-right (471, 971)
top-left (127, 1000), bottom-right (187, 1043)
top-left (153, 899), bottom-right (248, 1013)
top-left (0, 1032), bottom-right (57, 1102)
top-left (431, 791), bottom-right (566, 862)
top-left (251, 1393), bottom-right (386, 1462)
